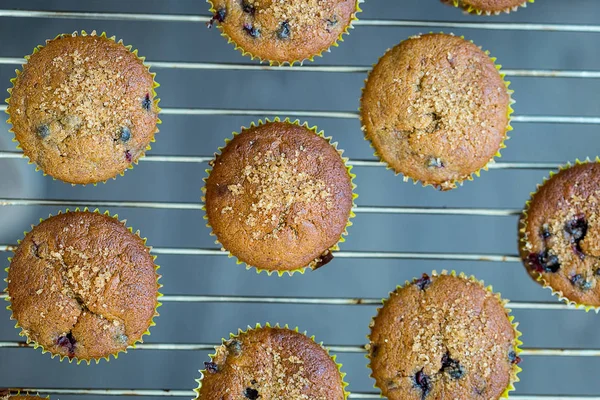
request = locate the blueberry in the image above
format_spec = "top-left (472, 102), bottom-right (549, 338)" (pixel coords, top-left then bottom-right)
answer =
top-left (414, 273), bottom-right (431, 290)
top-left (204, 361), bottom-right (218, 373)
top-left (56, 332), bottom-right (76, 358)
top-left (370, 344), bottom-right (379, 358)
top-left (125, 150), bottom-right (133, 163)
top-left (207, 8), bottom-right (227, 27)
top-left (119, 127), bottom-right (131, 142)
top-left (528, 250), bottom-right (560, 273)
top-left (570, 274), bottom-right (593, 291)
top-left (565, 216), bottom-right (587, 242)
top-left (313, 252), bottom-right (334, 270)
top-left (36, 124), bottom-right (50, 139)
top-left (243, 23), bottom-right (260, 38)
top-left (243, 388), bottom-right (259, 399)
top-left (115, 333), bottom-right (128, 345)
top-left (142, 93), bottom-right (152, 111)
top-left (225, 339), bottom-right (242, 356)
top-left (427, 157), bottom-right (444, 169)
top-left (541, 224), bottom-right (551, 239)
top-left (326, 16), bottom-right (338, 31)
top-left (413, 369), bottom-right (431, 399)
top-left (508, 350), bottom-right (521, 365)
top-left (277, 21), bottom-right (291, 39)
top-left (242, 2), bottom-right (255, 15)
top-left (441, 352), bottom-right (464, 379)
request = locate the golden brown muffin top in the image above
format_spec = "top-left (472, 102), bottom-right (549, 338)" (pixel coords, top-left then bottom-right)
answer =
top-left (197, 327), bottom-right (345, 400)
top-left (7, 211), bottom-right (159, 361)
top-left (442, 0), bottom-right (527, 13)
top-left (369, 273), bottom-right (519, 400)
top-left (204, 121), bottom-right (353, 272)
top-left (208, 0), bottom-right (357, 63)
top-left (521, 162), bottom-right (600, 306)
top-left (361, 33), bottom-right (510, 190)
top-left (8, 32), bottom-right (159, 184)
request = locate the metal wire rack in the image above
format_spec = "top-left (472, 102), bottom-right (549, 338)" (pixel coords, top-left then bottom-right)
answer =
top-left (1, 2), bottom-right (600, 399)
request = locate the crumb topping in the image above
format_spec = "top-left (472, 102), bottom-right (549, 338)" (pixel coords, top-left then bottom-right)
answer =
top-left (226, 149), bottom-right (333, 241)
top-left (249, 0), bottom-right (338, 33)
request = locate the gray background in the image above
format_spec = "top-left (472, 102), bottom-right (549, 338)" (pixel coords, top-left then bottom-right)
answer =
top-left (1, 0), bottom-right (600, 398)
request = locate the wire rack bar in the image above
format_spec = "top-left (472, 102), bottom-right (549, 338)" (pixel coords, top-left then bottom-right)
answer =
top-left (0, 341), bottom-right (597, 357)
top-left (0, 104), bottom-right (598, 124)
top-left (0, 293), bottom-right (583, 311)
top-left (0, 198), bottom-right (521, 216)
top-left (4, 390), bottom-right (600, 400)
top-left (0, 150), bottom-right (564, 170)
top-left (0, 244), bottom-right (520, 262)
top-left (1, 57), bottom-right (599, 78)
top-left (2, 9), bottom-right (600, 33)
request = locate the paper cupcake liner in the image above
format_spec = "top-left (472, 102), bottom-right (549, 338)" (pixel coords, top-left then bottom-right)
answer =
top-left (366, 270), bottom-right (523, 399)
top-left (5, 30), bottom-right (162, 186)
top-left (193, 322), bottom-right (350, 400)
top-left (0, 390), bottom-right (49, 399)
top-left (3, 208), bottom-right (163, 364)
top-left (519, 157), bottom-right (600, 313)
top-left (201, 116), bottom-right (358, 276)
top-left (206, 0), bottom-right (363, 66)
top-left (359, 32), bottom-right (514, 191)
top-left (442, 0), bottom-right (534, 15)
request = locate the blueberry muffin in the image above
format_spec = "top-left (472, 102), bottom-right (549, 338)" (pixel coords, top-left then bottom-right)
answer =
top-left (6, 211), bottom-right (160, 362)
top-left (195, 325), bottom-right (347, 399)
top-left (520, 161), bottom-right (600, 308)
top-left (360, 33), bottom-right (511, 190)
top-left (441, 0), bottom-right (533, 14)
top-left (368, 272), bottom-right (521, 400)
top-left (207, 0), bottom-right (359, 64)
top-left (204, 120), bottom-right (354, 274)
top-left (7, 31), bottom-right (159, 184)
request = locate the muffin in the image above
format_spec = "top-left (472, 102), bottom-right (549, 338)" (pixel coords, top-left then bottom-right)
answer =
top-left (6, 31), bottom-right (160, 185)
top-left (360, 33), bottom-right (512, 190)
top-left (6, 210), bottom-right (161, 362)
top-left (519, 161), bottom-right (600, 308)
top-left (368, 271), bottom-right (522, 400)
top-left (441, 0), bottom-right (534, 15)
top-left (203, 119), bottom-right (355, 274)
top-left (207, 0), bottom-right (360, 65)
top-left (0, 394), bottom-right (46, 400)
top-left (195, 325), bottom-right (348, 399)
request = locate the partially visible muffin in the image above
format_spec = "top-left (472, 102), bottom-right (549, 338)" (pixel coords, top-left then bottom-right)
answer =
top-left (7, 31), bottom-right (159, 184)
top-left (368, 272), bottom-right (521, 400)
top-left (196, 326), bottom-right (347, 399)
top-left (520, 162), bottom-right (600, 308)
top-left (360, 33), bottom-right (511, 190)
top-left (441, 0), bottom-right (533, 15)
top-left (204, 120), bottom-right (354, 273)
top-left (7, 211), bottom-right (160, 362)
top-left (207, 0), bottom-right (359, 64)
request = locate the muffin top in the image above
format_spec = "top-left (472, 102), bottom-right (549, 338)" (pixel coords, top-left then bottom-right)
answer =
top-left (521, 162), bottom-right (600, 306)
top-left (197, 326), bottom-right (345, 400)
top-left (360, 33), bottom-right (510, 190)
top-left (204, 121), bottom-right (353, 272)
top-left (7, 32), bottom-right (159, 184)
top-left (369, 273), bottom-right (520, 400)
top-left (442, 0), bottom-right (527, 13)
top-left (208, 0), bottom-right (357, 63)
top-left (7, 211), bottom-right (159, 361)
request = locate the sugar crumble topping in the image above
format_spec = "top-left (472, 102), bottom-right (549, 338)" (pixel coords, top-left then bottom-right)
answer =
top-left (224, 149), bottom-right (333, 241)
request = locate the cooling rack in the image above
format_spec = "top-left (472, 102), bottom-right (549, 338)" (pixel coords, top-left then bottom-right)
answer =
top-left (1, 1), bottom-right (600, 399)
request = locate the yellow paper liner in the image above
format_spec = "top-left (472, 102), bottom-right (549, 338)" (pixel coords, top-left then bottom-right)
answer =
top-left (192, 323), bottom-right (350, 399)
top-left (366, 270), bottom-right (523, 399)
top-left (201, 117), bottom-right (358, 276)
top-left (442, 0), bottom-right (535, 15)
top-left (359, 32), bottom-right (514, 191)
top-left (0, 390), bottom-right (49, 399)
top-left (3, 208), bottom-right (163, 364)
top-left (5, 30), bottom-right (162, 186)
top-left (518, 157), bottom-right (600, 313)
top-left (206, 0), bottom-right (363, 66)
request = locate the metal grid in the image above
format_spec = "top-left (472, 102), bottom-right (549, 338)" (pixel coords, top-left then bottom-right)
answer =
top-left (1, 2), bottom-right (600, 399)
